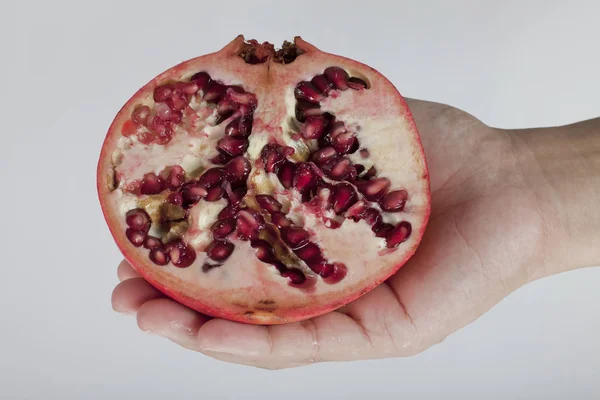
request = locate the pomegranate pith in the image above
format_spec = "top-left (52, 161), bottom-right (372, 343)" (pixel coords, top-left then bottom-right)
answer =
top-left (98, 35), bottom-right (430, 325)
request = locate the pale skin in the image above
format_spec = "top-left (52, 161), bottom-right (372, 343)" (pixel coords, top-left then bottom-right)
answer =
top-left (111, 99), bottom-right (600, 369)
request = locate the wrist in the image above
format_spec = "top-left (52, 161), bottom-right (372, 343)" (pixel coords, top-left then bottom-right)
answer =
top-left (506, 119), bottom-right (600, 279)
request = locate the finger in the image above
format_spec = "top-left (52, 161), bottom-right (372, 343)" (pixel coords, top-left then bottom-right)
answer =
top-left (117, 259), bottom-right (141, 281)
top-left (194, 311), bottom-right (376, 367)
top-left (111, 277), bottom-right (163, 314)
top-left (136, 298), bottom-right (209, 348)
top-left (135, 298), bottom-right (308, 369)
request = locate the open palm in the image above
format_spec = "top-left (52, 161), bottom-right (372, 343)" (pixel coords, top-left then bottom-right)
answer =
top-left (112, 98), bottom-right (546, 369)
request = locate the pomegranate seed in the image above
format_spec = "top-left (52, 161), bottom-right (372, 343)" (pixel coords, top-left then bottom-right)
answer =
top-left (206, 240), bottom-right (235, 261)
top-left (124, 180), bottom-right (141, 194)
top-left (295, 242), bottom-right (322, 264)
top-left (347, 165), bottom-right (358, 180)
top-left (125, 208), bottom-right (151, 233)
top-left (295, 100), bottom-right (321, 122)
top-left (218, 137), bottom-right (248, 156)
top-left (345, 200), bottom-right (368, 221)
top-left (211, 151), bottom-right (233, 165)
top-left (164, 165), bottom-right (185, 190)
top-left (255, 195), bottom-right (282, 213)
top-left (167, 192), bottom-right (183, 205)
top-left (282, 268), bottom-right (306, 284)
top-left (300, 117), bottom-right (327, 139)
top-left (226, 88), bottom-right (257, 107)
top-left (332, 131), bottom-right (356, 154)
top-left (155, 129), bottom-right (173, 145)
top-left (214, 112), bottom-right (233, 127)
top-left (198, 168), bottom-right (225, 188)
top-left (280, 227), bottom-right (309, 249)
top-left (250, 239), bottom-right (276, 263)
top-left (148, 116), bottom-right (166, 134)
top-left (131, 105), bottom-right (151, 125)
top-left (203, 81), bottom-right (227, 103)
top-left (324, 67), bottom-right (350, 90)
top-left (224, 183), bottom-right (247, 205)
top-left (236, 210), bottom-right (264, 240)
top-left (140, 173), bottom-right (164, 195)
top-left (348, 77), bottom-right (368, 90)
top-left (211, 218), bottom-right (236, 239)
top-left (205, 186), bottom-right (224, 202)
top-left (326, 157), bottom-right (353, 181)
top-left (218, 204), bottom-right (240, 219)
top-left (238, 104), bottom-right (254, 117)
top-left (386, 221), bottom-right (412, 248)
top-left (380, 189), bottom-right (408, 212)
top-left (373, 222), bottom-right (394, 238)
top-left (308, 259), bottom-right (334, 278)
top-left (123, 119), bottom-right (138, 137)
top-left (190, 71), bottom-right (211, 91)
top-left (332, 183), bottom-right (358, 215)
top-left (239, 116), bottom-right (253, 137)
top-left (357, 177), bottom-right (391, 201)
top-left (293, 162), bottom-right (318, 193)
top-left (169, 110), bottom-right (183, 124)
top-left (154, 84), bottom-right (173, 102)
top-left (261, 143), bottom-right (294, 173)
top-left (174, 81), bottom-right (199, 95)
top-left (225, 117), bottom-right (253, 138)
top-left (311, 74), bottom-right (334, 95)
top-left (228, 85), bottom-right (244, 93)
top-left (363, 208), bottom-right (382, 226)
top-left (277, 161), bottom-right (296, 189)
top-left (359, 148), bottom-right (369, 158)
top-left (217, 99), bottom-right (239, 116)
top-left (169, 92), bottom-right (189, 111)
top-left (354, 164), bottom-right (366, 176)
top-left (165, 240), bottom-right (196, 268)
top-left (224, 156), bottom-right (251, 184)
top-left (143, 236), bottom-right (163, 249)
top-left (225, 118), bottom-right (242, 137)
top-left (149, 248), bottom-right (170, 266)
top-left (324, 263), bottom-right (348, 283)
top-left (271, 212), bottom-right (292, 228)
top-left (125, 228), bottom-right (146, 247)
top-left (137, 130), bottom-right (156, 145)
top-left (311, 147), bottom-right (338, 166)
top-left (155, 102), bottom-right (173, 121)
top-left (295, 81), bottom-right (324, 104)
top-left (181, 183), bottom-right (207, 206)
top-left (316, 185), bottom-right (334, 210)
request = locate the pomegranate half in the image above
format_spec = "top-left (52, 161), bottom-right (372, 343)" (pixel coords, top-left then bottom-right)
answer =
top-left (98, 36), bottom-right (430, 325)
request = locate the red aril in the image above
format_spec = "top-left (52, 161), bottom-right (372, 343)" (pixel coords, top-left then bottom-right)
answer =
top-left (97, 36), bottom-right (430, 325)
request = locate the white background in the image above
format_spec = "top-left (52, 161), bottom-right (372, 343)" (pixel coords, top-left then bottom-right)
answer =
top-left (1, 1), bottom-right (599, 399)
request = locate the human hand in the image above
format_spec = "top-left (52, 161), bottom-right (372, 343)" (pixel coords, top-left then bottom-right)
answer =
top-left (112, 98), bottom-right (599, 369)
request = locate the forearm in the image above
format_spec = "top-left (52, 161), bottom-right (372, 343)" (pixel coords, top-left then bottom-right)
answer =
top-left (508, 118), bottom-right (600, 278)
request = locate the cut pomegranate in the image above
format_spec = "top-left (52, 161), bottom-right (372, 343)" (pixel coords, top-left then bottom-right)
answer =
top-left (98, 36), bottom-right (430, 325)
